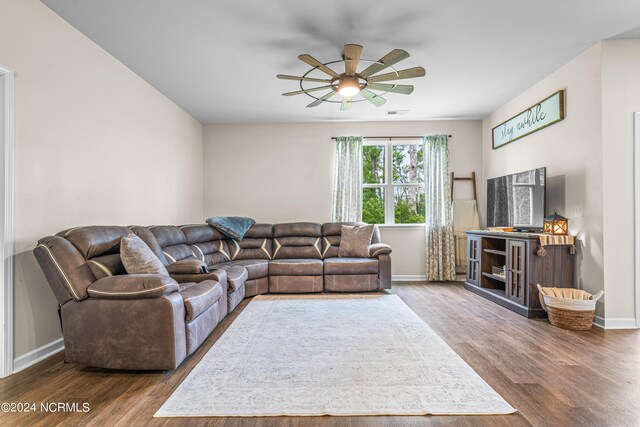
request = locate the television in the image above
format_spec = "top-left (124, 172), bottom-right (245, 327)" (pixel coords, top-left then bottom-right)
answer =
top-left (486, 167), bottom-right (546, 231)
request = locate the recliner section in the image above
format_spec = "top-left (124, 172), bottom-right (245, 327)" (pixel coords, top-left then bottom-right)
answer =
top-left (34, 226), bottom-right (227, 371)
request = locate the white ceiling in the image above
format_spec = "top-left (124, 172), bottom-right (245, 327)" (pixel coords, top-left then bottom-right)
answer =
top-left (40, 0), bottom-right (640, 124)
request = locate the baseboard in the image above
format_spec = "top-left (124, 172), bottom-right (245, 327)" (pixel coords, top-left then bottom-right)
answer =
top-left (13, 338), bottom-right (64, 374)
top-left (392, 275), bottom-right (427, 281)
top-left (592, 315), bottom-right (605, 329)
top-left (592, 315), bottom-right (637, 330)
top-left (603, 317), bottom-right (637, 329)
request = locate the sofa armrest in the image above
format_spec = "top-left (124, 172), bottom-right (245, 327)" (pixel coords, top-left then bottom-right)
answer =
top-left (170, 269), bottom-right (227, 286)
top-left (369, 243), bottom-right (392, 258)
top-left (87, 274), bottom-right (179, 299)
top-left (166, 258), bottom-right (208, 274)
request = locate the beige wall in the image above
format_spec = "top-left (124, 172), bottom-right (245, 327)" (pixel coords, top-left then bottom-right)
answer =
top-left (601, 40), bottom-right (640, 323)
top-left (481, 44), bottom-right (606, 317)
top-left (0, 0), bottom-right (204, 359)
top-left (203, 120), bottom-right (482, 277)
top-left (482, 40), bottom-right (640, 325)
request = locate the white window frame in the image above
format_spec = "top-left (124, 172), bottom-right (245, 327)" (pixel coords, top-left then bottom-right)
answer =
top-left (363, 139), bottom-right (425, 226)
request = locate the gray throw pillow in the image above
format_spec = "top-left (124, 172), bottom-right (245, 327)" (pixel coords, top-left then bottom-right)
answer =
top-left (339, 224), bottom-right (375, 258)
top-left (120, 234), bottom-right (169, 276)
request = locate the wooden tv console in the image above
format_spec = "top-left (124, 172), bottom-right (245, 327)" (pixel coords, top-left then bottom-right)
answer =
top-left (464, 230), bottom-right (575, 318)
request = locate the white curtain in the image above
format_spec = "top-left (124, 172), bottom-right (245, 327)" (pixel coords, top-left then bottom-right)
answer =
top-left (424, 134), bottom-right (456, 281)
top-left (332, 136), bottom-right (363, 221)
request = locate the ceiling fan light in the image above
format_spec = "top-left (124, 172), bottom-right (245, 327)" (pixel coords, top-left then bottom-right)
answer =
top-left (337, 76), bottom-right (361, 97)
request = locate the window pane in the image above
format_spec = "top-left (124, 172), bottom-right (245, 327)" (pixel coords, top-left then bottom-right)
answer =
top-left (363, 145), bottom-right (385, 184)
top-left (393, 144), bottom-right (424, 184)
top-left (363, 188), bottom-right (385, 224)
top-left (394, 186), bottom-right (425, 224)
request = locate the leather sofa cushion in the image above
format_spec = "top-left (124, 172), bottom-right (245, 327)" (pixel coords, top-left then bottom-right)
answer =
top-left (244, 224), bottom-right (274, 239)
top-left (213, 259), bottom-right (269, 280)
top-left (120, 234), bottom-right (169, 275)
top-left (323, 257), bottom-right (379, 275)
top-left (59, 225), bottom-right (131, 259)
top-left (192, 240), bottom-right (231, 266)
top-left (179, 224), bottom-right (227, 243)
top-left (273, 243), bottom-right (322, 260)
top-left (269, 259), bottom-right (323, 276)
top-left (180, 280), bottom-right (223, 322)
top-left (273, 223), bottom-right (323, 260)
top-left (211, 264), bottom-right (248, 292)
top-left (148, 225), bottom-right (187, 247)
top-left (228, 238), bottom-right (272, 260)
top-left (87, 253), bottom-right (126, 279)
top-left (167, 258), bottom-right (207, 274)
top-left (162, 245), bottom-right (198, 264)
top-left (147, 226), bottom-right (201, 264)
top-left (273, 222), bottom-right (322, 238)
top-left (88, 274), bottom-right (178, 299)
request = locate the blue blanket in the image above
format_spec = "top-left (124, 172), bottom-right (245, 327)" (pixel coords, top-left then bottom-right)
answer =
top-left (206, 216), bottom-right (256, 240)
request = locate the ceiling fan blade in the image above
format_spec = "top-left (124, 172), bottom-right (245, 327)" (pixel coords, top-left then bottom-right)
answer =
top-left (367, 66), bottom-right (426, 83)
top-left (359, 49), bottom-right (410, 78)
top-left (283, 85), bottom-right (334, 96)
top-left (307, 91), bottom-right (338, 108)
top-left (341, 97), bottom-right (352, 111)
top-left (277, 74), bottom-right (333, 83)
top-left (366, 83), bottom-right (414, 95)
top-left (298, 54), bottom-right (340, 78)
top-left (343, 44), bottom-right (362, 76)
top-left (360, 89), bottom-right (387, 107)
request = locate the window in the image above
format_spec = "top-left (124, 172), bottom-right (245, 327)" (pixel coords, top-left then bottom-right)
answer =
top-left (362, 140), bottom-right (425, 225)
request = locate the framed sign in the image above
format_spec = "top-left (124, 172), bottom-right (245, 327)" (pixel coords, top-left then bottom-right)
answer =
top-left (492, 90), bottom-right (565, 149)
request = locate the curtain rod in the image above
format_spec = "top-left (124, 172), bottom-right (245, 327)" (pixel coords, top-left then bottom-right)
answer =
top-left (330, 135), bottom-right (452, 140)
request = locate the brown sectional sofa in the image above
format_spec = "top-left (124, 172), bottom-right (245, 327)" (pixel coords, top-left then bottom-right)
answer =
top-left (34, 221), bottom-right (392, 371)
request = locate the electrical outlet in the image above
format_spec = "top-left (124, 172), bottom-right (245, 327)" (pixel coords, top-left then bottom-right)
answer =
top-left (574, 205), bottom-right (584, 217)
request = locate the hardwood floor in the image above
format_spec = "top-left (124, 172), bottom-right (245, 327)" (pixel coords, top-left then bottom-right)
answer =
top-left (1, 282), bottom-right (638, 426)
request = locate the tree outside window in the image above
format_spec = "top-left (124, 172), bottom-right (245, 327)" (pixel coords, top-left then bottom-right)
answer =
top-left (362, 141), bottom-right (425, 225)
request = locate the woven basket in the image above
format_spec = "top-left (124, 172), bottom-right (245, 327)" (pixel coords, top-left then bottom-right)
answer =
top-left (536, 284), bottom-right (604, 331)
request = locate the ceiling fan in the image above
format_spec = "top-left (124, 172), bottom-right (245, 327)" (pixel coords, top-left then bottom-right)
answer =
top-left (277, 44), bottom-right (426, 110)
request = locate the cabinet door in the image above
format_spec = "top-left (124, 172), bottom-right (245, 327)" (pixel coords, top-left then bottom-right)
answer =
top-left (466, 236), bottom-right (481, 286)
top-left (506, 240), bottom-right (527, 305)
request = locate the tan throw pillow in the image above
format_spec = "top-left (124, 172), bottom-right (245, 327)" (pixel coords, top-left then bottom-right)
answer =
top-left (120, 234), bottom-right (169, 275)
top-left (339, 224), bottom-right (375, 258)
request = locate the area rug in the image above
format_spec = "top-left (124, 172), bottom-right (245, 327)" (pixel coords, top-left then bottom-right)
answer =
top-left (155, 294), bottom-right (515, 417)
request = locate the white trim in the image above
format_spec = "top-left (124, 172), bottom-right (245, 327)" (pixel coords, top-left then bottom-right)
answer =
top-left (0, 65), bottom-right (14, 378)
top-left (13, 338), bottom-right (64, 374)
top-left (592, 315), bottom-right (637, 330)
top-left (392, 275), bottom-right (427, 281)
top-left (603, 317), bottom-right (638, 330)
top-left (635, 112), bottom-right (640, 328)
top-left (592, 315), bottom-right (605, 329)
top-left (377, 224), bottom-right (425, 231)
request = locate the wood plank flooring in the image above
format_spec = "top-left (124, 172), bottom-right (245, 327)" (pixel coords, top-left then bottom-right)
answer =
top-left (1, 282), bottom-right (638, 426)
